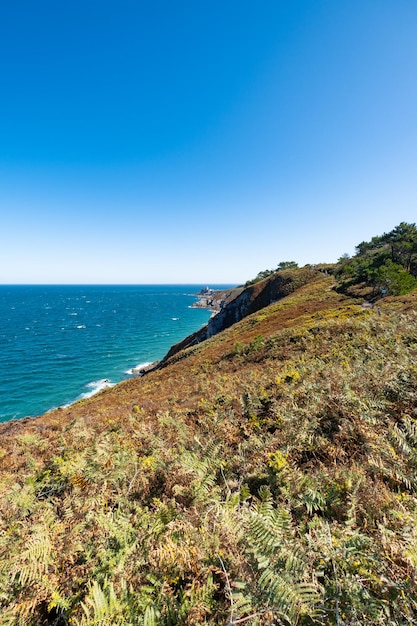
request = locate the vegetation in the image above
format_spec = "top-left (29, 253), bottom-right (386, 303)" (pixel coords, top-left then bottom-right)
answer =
top-left (0, 225), bottom-right (417, 624)
top-left (244, 262), bottom-right (299, 286)
top-left (336, 222), bottom-right (417, 297)
top-left (276, 261), bottom-right (299, 271)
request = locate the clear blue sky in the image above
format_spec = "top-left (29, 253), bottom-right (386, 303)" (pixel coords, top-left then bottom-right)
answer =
top-left (1, 0), bottom-right (416, 284)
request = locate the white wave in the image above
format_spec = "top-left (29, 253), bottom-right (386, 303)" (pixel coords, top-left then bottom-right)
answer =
top-left (125, 362), bottom-right (153, 375)
top-left (172, 317), bottom-right (179, 321)
top-left (80, 379), bottom-right (114, 399)
top-left (76, 325), bottom-right (86, 329)
top-left (59, 379), bottom-right (113, 408)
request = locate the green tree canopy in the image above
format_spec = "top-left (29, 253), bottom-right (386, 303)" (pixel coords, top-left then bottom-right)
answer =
top-left (337, 222), bottom-right (417, 296)
top-left (276, 261), bottom-right (299, 271)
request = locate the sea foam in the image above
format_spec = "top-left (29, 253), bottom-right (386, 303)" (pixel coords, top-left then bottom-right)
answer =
top-left (124, 362), bottom-right (153, 375)
top-left (81, 379), bottom-right (114, 399)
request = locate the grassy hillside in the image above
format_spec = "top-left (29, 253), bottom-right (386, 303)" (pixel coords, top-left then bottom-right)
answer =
top-left (1, 271), bottom-right (417, 625)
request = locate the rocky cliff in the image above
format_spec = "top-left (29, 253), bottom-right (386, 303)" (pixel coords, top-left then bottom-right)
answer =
top-left (161, 267), bottom-right (319, 363)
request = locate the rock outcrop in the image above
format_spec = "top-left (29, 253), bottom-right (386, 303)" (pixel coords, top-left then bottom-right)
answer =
top-left (161, 267), bottom-right (318, 363)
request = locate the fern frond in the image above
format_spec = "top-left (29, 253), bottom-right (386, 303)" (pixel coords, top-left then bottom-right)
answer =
top-left (390, 423), bottom-right (413, 457)
top-left (258, 568), bottom-right (320, 622)
top-left (402, 415), bottom-right (417, 446)
top-left (299, 486), bottom-right (327, 515)
top-left (242, 492), bottom-right (322, 623)
top-left (368, 453), bottom-right (415, 490)
top-left (248, 499), bottom-right (291, 564)
top-left (11, 524), bottom-right (53, 587)
top-left (143, 605), bottom-right (158, 626)
top-left (179, 442), bottom-right (223, 502)
top-left (78, 579), bottom-right (130, 625)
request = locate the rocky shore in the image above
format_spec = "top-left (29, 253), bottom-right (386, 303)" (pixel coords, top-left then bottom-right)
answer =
top-left (191, 285), bottom-right (243, 314)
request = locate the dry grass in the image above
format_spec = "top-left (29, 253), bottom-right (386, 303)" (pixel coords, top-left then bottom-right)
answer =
top-left (1, 273), bottom-right (416, 625)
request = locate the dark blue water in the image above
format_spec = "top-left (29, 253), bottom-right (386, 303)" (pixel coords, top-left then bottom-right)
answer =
top-left (0, 285), bottom-right (227, 422)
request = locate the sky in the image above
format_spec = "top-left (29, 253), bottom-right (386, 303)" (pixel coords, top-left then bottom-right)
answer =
top-left (1, 0), bottom-right (416, 284)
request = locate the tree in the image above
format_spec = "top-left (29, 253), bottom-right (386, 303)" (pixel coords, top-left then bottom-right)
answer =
top-left (371, 260), bottom-right (417, 296)
top-left (382, 222), bottom-right (417, 274)
top-left (276, 261), bottom-right (299, 271)
top-left (336, 222), bottom-right (417, 296)
top-left (244, 269), bottom-right (275, 287)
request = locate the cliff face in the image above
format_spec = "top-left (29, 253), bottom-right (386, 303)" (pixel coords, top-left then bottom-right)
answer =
top-left (162, 267), bottom-right (319, 362)
top-left (207, 267), bottom-right (317, 335)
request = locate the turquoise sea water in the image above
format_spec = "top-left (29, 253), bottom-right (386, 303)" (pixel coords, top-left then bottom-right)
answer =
top-left (0, 285), bottom-right (228, 423)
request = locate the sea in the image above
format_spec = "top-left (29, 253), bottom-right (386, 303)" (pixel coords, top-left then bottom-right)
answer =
top-left (0, 284), bottom-right (230, 423)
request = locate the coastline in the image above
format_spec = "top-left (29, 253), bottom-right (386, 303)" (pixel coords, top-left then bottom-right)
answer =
top-left (190, 285), bottom-right (243, 316)
top-left (0, 285), bottom-right (215, 424)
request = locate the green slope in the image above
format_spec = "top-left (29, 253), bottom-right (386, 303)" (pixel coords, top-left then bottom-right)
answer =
top-left (0, 271), bottom-right (416, 625)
